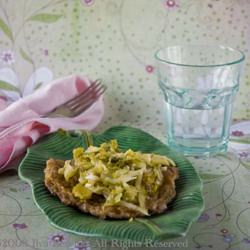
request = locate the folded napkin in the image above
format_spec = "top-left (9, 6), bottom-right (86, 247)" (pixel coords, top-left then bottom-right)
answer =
top-left (0, 75), bottom-right (104, 173)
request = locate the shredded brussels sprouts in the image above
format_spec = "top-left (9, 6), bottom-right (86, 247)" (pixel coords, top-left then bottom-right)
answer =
top-left (58, 139), bottom-right (175, 215)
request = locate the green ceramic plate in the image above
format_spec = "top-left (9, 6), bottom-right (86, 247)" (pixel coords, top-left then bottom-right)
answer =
top-left (18, 126), bottom-right (204, 241)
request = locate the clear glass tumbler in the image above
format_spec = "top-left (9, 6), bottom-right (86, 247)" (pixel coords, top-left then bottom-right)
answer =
top-left (155, 45), bottom-right (245, 156)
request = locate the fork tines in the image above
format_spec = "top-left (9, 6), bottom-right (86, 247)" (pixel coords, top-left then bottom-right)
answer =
top-left (65, 79), bottom-right (106, 115)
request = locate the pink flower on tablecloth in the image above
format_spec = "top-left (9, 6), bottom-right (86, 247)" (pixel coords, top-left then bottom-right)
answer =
top-left (19, 182), bottom-right (30, 191)
top-left (145, 65), bottom-right (154, 73)
top-left (1, 50), bottom-right (15, 65)
top-left (223, 234), bottom-right (234, 243)
top-left (242, 238), bottom-right (250, 244)
top-left (231, 130), bottom-right (244, 137)
top-left (239, 152), bottom-right (249, 158)
top-left (164, 0), bottom-right (180, 9)
top-left (197, 213), bottom-right (209, 222)
top-left (48, 232), bottom-right (68, 247)
top-left (13, 223), bottom-right (28, 229)
top-left (70, 241), bottom-right (91, 250)
top-left (81, 0), bottom-right (95, 6)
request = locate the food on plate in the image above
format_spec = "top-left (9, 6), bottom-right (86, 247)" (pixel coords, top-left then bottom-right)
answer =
top-left (44, 139), bottom-right (178, 219)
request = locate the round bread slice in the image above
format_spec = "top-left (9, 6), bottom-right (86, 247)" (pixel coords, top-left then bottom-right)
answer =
top-left (44, 158), bottom-right (179, 219)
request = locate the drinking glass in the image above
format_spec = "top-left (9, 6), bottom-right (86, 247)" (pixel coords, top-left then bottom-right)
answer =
top-left (155, 45), bottom-right (245, 155)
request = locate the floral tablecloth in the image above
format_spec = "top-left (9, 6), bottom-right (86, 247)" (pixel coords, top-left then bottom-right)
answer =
top-left (0, 121), bottom-right (249, 250)
top-left (1, 0), bottom-right (250, 249)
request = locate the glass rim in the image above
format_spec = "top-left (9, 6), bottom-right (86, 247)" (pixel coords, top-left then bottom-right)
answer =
top-left (155, 45), bottom-right (245, 68)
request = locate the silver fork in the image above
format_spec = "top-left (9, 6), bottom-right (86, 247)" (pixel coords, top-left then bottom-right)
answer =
top-left (46, 79), bottom-right (106, 117)
top-left (0, 79), bottom-right (106, 139)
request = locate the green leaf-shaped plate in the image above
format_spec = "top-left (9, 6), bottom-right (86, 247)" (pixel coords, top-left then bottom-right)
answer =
top-left (18, 126), bottom-right (204, 241)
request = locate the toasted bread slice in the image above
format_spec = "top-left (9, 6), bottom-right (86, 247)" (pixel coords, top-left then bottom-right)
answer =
top-left (44, 159), bottom-right (178, 219)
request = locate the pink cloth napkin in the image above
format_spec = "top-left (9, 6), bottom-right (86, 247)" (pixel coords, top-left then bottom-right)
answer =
top-left (0, 75), bottom-right (104, 173)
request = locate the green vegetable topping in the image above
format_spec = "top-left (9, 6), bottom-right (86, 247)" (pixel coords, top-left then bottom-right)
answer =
top-left (58, 139), bottom-right (175, 215)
